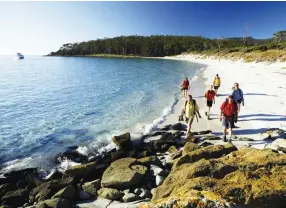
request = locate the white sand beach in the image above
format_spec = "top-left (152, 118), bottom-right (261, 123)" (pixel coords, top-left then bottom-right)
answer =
top-left (160, 54), bottom-right (286, 149)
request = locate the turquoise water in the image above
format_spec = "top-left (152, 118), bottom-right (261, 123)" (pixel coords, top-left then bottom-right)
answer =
top-left (0, 56), bottom-right (203, 173)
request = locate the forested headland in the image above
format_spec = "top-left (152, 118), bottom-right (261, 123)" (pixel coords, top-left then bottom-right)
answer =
top-left (48, 31), bottom-right (286, 59)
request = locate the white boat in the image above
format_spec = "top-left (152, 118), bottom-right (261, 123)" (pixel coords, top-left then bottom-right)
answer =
top-left (15, 53), bottom-right (24, 59)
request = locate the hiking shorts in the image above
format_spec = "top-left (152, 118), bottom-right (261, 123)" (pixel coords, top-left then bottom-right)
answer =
top-left (186, 117), bottom-right (194, 126)
top-left (207, 101), bottom-right (213, 107)
top-left (222, 116), bottom-right (234, 129)
top-left (214, 85), bottom-right (220, 90)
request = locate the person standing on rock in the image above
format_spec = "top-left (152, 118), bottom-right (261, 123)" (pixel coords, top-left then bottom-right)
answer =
top-left (205, 85), bottom-right (216, 120)
top-left (220, 95), bottom-right (238, 142)
top-left (181, 77), bottom-right (190, 98)
top-left (213, 74), bottom-right (221, 94)
top-left (182, 94), bottom-right (202, 135)
top-left (232, 82), bottom-right (244, 116)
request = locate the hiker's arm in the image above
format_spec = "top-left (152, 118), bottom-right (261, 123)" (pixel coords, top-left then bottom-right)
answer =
top-left (241, 89), bottom-right (244, 105)
top-left (195, 105), bottom-right (201, 118)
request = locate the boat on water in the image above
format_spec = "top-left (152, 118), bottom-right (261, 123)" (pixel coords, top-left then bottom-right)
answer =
top-left (14, 53), bottom-right (24, 59)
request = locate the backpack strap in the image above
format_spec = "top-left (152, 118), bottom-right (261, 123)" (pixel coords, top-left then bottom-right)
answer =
top-left (193, 99), bottom-right (196, 115)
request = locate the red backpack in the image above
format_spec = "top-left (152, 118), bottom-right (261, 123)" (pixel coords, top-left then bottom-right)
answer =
top-left (221, 100), bottom-right (237, 117)
top-left (205, 90), bottom-right (215, 101)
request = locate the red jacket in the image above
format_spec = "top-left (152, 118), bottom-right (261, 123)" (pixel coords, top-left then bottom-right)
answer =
top-left (205, 90), bottom-right (216, 101)
top-left (220, 101), bottom-right (238, 117)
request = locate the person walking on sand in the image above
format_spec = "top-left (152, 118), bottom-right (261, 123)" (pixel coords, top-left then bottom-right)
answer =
top-left (181, 77), bottom-right (190, 97)
top-left (182, 94), bottom-right (202, 135)
top-left (205, 85), bottom-right (216, 120)
top-left (231, 82), bottom-right (244, 115)
top-left (220, 95), bottom-right (238, 142)
top-left (213, 74), bottom-right (221, 94)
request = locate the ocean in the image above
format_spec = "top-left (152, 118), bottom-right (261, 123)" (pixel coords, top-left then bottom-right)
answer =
top-left (0, 55), bottom-right (203, 174)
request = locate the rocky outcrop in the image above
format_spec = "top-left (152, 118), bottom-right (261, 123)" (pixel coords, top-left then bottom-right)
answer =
top-left (97, 188), bottom-right (124, 200)
top-left (182, 142), bottom-right (199, 155)
top-left (174, 143), bottom-right (237, 168)
top-left (1, 189), bottom-right (29, 207)
top-left (112, 132), bottom-right (134, 152)
top-left (30, 177), bottom-right (74, 203)
top-left (101, 158), bottom-right (148, 189)
top-left (152, 146), bottom-right (286, 208)
top-left (82, 179), bottom-right (101, 196)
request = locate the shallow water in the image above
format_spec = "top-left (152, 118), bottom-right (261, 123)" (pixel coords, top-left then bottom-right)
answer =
top-left (0, 56), bottom-right (203, 173)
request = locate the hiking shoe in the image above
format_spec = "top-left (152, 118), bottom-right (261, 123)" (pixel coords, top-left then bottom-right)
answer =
top-left (228, 137), bottom-right (232, 143)
top-left (223, 136), bottom-right (227, 142)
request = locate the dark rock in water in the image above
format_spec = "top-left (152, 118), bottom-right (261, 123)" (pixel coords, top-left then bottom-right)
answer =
top-left (64, 161), bottom-right (98, 178)
top-left (0, 183), bottom-right (15, 199)
top-left (46, 170), bottom-right (64, 181)
top-left (160, 125), bottom-right (172, 131)
top-left (55, 149), bottom-right (88, 164)
top-left (82, 179), bottom-right (101, 196)
top-left (51, 185), bottom-right (76, 200)
top-left (111, 149), bottom-right (127, 162)
top-left (112, 132), bottom-right (134, 152)
top-left (97, 188), bottom-right (124, 200)
top-left (82, 164), bottom-right (106, 183)
top-left (1, 189), bottom-right (29, 207)
top-left (171, 123), bottom-right (184, 131)
top-left (3, 168), bottom-right (39, 182)
top-left (101, 158), bottom-right (147, 189)
top-left (30, 177), bottom-right (74, 203)
top-left (144, 131), bottom-right (183, 153)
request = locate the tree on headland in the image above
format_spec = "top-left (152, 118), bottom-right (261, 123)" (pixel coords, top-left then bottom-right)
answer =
top-left (273, 31), bottom-right (286, 44)
top-left (48, 32), bottom-right (285, 57)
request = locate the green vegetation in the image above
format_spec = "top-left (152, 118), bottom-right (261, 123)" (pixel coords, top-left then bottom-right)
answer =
top-left (48, 31), bottom-right (286, 62)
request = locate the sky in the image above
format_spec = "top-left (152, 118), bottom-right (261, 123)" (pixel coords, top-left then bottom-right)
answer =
top-left (0, 1), bottom-right (286, 55)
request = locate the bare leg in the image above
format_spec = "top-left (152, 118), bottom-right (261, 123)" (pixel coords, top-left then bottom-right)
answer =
top-left (208, 107), bottom-right (211, 119)
top-left (223, 128), bottom-right (227, 142)
top-left (186, 117), bottom-right (193, 134)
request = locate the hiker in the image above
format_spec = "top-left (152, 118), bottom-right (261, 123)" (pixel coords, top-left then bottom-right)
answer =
top-left (181, 77), bottom-right (190, 97)
top-left (205, 85), bottom-right (216, 120)
top-left (213, 74), bottom-right (221, 94)
top-left (231, 82), bottom-right (244, 114)
top-left (220, 95), bottom-right (238, 142)
top-left (181, 94), bottom-right (202, 135)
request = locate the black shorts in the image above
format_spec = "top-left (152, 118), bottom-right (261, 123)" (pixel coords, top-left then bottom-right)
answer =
top-left (222, 116), bottom-right (234, 129)
top-left (214, 85), bottom-right (220, 90)
top-left (236, 99), bottom-right (242, 104)
top-left (207, 101), bottom-right (213, 107)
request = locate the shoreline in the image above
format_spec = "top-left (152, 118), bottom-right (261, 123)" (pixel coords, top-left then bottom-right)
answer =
top-left (1, 54), bottom-right (286, 208)
top-left (162, 53), bottom-right (286, 149)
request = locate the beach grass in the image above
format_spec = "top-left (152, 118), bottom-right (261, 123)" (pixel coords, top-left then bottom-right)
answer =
top-left (190, 49), bottom-right (286, 63)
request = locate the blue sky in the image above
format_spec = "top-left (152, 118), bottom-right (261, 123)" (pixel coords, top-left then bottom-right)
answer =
top-left (0, 1), bottom-right (286, 55)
